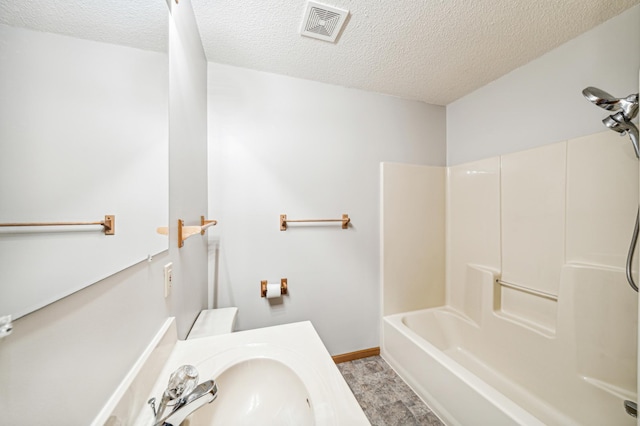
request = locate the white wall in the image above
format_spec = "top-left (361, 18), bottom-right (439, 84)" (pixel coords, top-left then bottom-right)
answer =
top-left (0, 23), bottom-right (169, 319)
top-left (0, 1), bottom-right (209, 424)
top-left (447, 5), bottom-right (640, 165)
top-left (166, 0), bottom-right (209, 336)
top-left (207, 63), bottom-right (446, 355)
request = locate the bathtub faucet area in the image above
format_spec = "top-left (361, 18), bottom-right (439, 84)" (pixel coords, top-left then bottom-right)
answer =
top-left (149, 365), bottom-right (218, 426)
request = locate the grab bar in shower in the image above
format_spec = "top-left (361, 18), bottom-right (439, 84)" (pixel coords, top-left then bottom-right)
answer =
top-left (495, 279), bottom-right (558, 301)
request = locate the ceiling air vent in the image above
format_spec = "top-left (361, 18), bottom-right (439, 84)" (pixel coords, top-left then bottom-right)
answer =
top-left (300, 1), bottom-right (349, 43)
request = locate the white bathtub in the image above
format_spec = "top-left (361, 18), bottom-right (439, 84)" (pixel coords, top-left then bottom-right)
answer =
top-left (382, 304), bottom-right (636, 425)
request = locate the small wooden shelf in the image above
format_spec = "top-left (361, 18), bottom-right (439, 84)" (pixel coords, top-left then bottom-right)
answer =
top-left (157, 216), bottom-right (217, 248)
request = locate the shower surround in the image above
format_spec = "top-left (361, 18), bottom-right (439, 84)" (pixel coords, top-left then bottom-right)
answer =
top-left (381, 129), bottom-right (638, 425)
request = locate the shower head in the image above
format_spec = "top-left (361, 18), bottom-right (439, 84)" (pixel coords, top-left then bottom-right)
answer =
top-left (583, 87), bottom-right (639, 120)
top-left (583, 86), bottom-right (620, 111)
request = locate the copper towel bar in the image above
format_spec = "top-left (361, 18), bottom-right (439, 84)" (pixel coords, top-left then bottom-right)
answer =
top-left (0, 215), bottom-right (115, 235)
top-left (280, 214), bottom-right (350, 231)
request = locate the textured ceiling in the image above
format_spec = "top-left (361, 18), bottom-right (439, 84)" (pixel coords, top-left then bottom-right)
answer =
top-left (191, 0), bottom-right (640, 105)
top-left (0, 0), bottom-right (167, 52)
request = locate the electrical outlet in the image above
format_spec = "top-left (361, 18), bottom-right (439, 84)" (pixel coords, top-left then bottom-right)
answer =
top-left (164, 262), bottom-right (173, 297)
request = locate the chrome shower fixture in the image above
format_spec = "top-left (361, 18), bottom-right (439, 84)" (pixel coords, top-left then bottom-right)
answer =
top-left (582, 86), bottom-right (640, 294)
top-left (582, 86), bottom-right (638, 119)
top-left (582, 86), bottom-right (639, 159)
top-left (603, 111), bottom-right (640, 157)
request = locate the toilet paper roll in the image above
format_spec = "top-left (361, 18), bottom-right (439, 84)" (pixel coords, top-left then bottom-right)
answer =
top-left (266, 283), bottom-right (282, 299)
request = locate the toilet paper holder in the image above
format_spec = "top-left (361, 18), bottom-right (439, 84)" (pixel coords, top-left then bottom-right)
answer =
top-left (261, 278), bottom-right (288, 297)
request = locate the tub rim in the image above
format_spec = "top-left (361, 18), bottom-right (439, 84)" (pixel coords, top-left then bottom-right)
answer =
top-left (383, 306), bottom-right (547, 426)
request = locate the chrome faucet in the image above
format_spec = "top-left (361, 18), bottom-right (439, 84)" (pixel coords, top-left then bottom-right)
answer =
top-left (149, 365), bottom-right (218, 426)
top-left (582, 86), bottom-right (639, 158)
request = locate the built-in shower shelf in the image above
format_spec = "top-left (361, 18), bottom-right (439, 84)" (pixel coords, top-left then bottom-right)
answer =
top-left (493, 309), bottom-right (556, 338)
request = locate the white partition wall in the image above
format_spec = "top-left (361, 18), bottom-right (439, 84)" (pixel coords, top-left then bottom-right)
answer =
top-left (381, 163), bottom-right (446, 316)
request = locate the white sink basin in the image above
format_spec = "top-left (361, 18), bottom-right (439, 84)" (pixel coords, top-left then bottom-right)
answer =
top-left (96, 321), bottom-right (369, 426)
top-left (186, 358), bottom-right (315, 425)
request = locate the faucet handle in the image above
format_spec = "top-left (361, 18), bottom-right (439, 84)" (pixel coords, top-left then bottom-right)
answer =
top-left (147, 397), bottom-right (157, 417)
top-left (621, 93), bottom-right (639, 121)
top-left (166, 365), bottom-right (199, 400)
